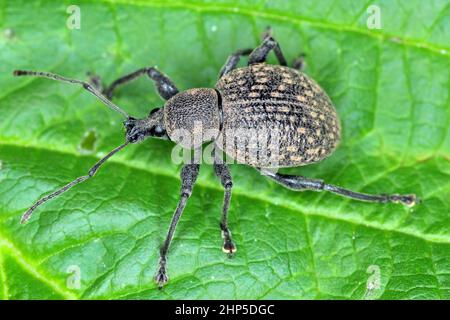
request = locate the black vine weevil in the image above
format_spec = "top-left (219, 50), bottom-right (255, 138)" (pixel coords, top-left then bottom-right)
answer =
top-left (13, 31), bottom-right (418, 288)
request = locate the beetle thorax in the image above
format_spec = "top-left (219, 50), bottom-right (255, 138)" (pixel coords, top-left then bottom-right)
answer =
top-left (163, 88), bottom-right (221, 149)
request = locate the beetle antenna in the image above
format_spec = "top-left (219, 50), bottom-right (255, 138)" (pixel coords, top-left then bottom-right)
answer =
top-left (20, 141), bottom-right (129, 224)
top-left (13, 70), bottom-right (130, 119)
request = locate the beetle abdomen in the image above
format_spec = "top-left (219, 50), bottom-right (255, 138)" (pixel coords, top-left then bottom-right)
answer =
top-left (215, 64), bottom-right (341, 168)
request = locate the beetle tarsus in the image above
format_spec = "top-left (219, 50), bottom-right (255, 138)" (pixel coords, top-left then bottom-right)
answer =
top-left (388, 194), bottom-right (419, 207)
top-left (222, 237), bottom-right (237, 255)
top-left (292, 53), bottom-right (306, 71)
top-left (154, 264), bottom-right (169, 288)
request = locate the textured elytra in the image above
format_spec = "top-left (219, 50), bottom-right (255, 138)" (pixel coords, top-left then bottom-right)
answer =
top-left (215, 63), bottom-right (341, 168)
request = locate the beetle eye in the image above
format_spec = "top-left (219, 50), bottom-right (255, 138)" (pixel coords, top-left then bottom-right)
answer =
top-left (150, 125), bottom-right (165, 137)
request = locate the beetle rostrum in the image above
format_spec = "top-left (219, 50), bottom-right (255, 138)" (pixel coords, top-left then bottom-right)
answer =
top-left (13, 31), bottom-right (419, 288)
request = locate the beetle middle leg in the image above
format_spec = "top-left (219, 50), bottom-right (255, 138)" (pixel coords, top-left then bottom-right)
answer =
top-left (155, 163), bottom-right (200, 288)
top-left (219, 48), bottom-right (253, 78)
top-left (213, 161), bottom-right (236, 255)
top-left (248, 34), bottom-right (288, 66)
top-left (259, 169), bottom-right (419, 206)
top-left (292, 53), bottom-right (306, 72)
top-left (89, 67), bottom-right (179, 100)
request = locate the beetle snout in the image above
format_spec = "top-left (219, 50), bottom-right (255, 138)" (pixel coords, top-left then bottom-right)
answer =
top-left (126, 127), bottom-right (141, 143)
top-left (124, 118), bottom-right (146, 143)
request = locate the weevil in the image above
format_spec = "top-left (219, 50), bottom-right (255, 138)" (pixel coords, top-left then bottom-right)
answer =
top-left (14, 31), bottom-right (418, 288)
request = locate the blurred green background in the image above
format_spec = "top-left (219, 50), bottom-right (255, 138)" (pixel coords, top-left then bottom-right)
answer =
top-left (0, 0), bottom-right (449, 299)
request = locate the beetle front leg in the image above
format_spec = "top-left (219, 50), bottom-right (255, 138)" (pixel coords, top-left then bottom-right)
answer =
top-left (155, 163), bottom-right (200, 288)
top-left (259, 169), bottom-right (419, 206)
top-left (213, 162), bottom-right (236, 254)
top-left (89, 67), bottom-right (179, 100)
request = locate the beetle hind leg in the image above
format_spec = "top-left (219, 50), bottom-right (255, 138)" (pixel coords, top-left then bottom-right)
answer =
top-left (259, 169), bottom-right (419, 207)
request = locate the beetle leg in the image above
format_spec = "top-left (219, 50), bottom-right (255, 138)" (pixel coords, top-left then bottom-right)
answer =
top-left (259, 169), bottom-right (419, 207)
top-left (86, 72), bottom-right (104, 91)
top-left (155, 163), bottom-right (200, 288)
top-left (292, 53), bottom-right (306, 72)
top-left (91, 67), bottom-right (179, 100)
top-left (219, 48), bottom-right (253, 78)
top-left (213, 162), bottom-right (236, 255)
top-left (248, 35), bottom-right (288, 66)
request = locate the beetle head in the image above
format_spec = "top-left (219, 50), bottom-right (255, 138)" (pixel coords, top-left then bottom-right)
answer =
top-left (124, 108), bottom-right (167, 143)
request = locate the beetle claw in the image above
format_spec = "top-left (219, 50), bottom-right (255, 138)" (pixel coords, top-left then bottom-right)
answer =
top-left (154, 267), bottom-right (169, 289)
top-left (390, 194), bottom-right (420, 207)
top-left (222, 240), bottom-right (237, 256)
top-left (403, 194), bottom-right (420, 207)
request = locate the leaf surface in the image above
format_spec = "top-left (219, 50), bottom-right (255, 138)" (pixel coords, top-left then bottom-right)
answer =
top-left (0, 0), bottom-right (449, 299)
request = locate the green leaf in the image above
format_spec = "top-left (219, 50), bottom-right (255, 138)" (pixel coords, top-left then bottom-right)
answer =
top-left (0, 0), bottom-right (449, 300)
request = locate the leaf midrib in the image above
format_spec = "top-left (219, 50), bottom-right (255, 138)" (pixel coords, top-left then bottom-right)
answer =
top-left (1, 140), bottom-right (448, 244)
top-left (97, 0), bottom-right (450, 57)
